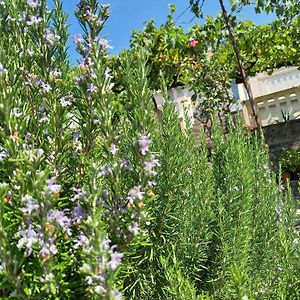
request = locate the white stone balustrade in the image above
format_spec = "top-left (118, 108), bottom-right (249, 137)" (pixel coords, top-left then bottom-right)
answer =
top-left (238, 67), bottom-right (300, 127)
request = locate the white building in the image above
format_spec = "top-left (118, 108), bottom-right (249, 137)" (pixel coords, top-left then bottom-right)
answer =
top-left (154, 66), bottom-right (300, 129)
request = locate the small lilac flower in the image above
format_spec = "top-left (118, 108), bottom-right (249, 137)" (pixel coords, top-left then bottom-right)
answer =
top-left (95, 37), bottom-right (113, 50)
top-left (44, 29), bottom-right (58, 45)
top-left (18, 13), bottom-right (27, 22)
top-left (60, 97), bottom-right (72, 107)
top-left (36, 148), bottom-right (44, 159)
top-left (100, 238), bottom-right (111, 252)
top-left (144, 156), bottom-right (160, 176)
top-left (73, 33), bottom-right (83, 44)
top-left (94, 285), bottom-right (105, 294)
top-left (39, 238), bottom-right (57, 259)
top-left (82, 45), bottom-right (91, 57)
top-left (87, 83), bottom-right (98, 93)
top-left (128, 221), bottom-right (139, 235)
top-left (121, 159), bottom-right (132, 170)
top-left (147, 180), bottom-right (157, 188)
top-left (110, 143), bottom-right (118, 155)
top-left (111, 290), bottom-right (123, 300)
top-left (48, 210), bottom-right (71, 235)
top-left (73, 234), bottom-right (89, 249)
top-left (104, 67), bottom-right (113, 79)
top-left (17, 224), bottom-right (40, 256)
top-left (27, 0), bottom-right (39, 9)
top-left (108, 248), bottom-right (123, 271)
top-left (75, 75), bottom-right (85, 84)
top-left (73, 204), bottom-right (87, 224)
top-left (41, 82), bottom-right (51, 93)
top-left (0, 63), bottom-right (7, 74)
top-left (138, 134), bottom-right (151, 156)
top-left (46, 177), bottom-right (61, 195)
top-left (27, 15), bottom-right (42, 26)
top-left (72, 131), bottom-right (80, 141)
top-left (35, 76), bottom-right (42, 86)
top-left (49, 69), bottom-right (61, 78)
top-left (127, 186), bottom-right (144, 205)
top-left (98, 165), bottom-right (112, 177)
top-left (71, 187), bottom-right (87, 202)
top-left (20, 194), bottom-right (39, 215)
top-left (102, 189), bottom-right (109, 200)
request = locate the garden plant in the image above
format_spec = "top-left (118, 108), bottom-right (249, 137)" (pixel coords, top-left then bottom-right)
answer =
top-left (0, 0), bottom-right (299, 299)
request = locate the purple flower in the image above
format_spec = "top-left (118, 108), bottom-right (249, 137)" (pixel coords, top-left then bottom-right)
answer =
top-left (73, 33), bottom-right (83, 44)
top-left (138, 134), bottom-right (151, 156)
top-left (60, 97), bottom-right (72, 107)
top-left (109, 143), bottom-right (118, 155)
top-left (108, 248), bottom-right (123, 271)
top-left (73, 234), bottom-right (89, 249)
top-left (72, 204), bottom-right (87, 224)
top-left (111, 290), bottom-right (123, 300)
top-left (128, 221), bottom-right (139, 235)
top-left (87, 83), bottom-right (98, 93)
top-left (72, 131), bottom-right (80, 141)
top-left (20, 194), bottom-right (39, 215)
top-left (27, 0), bottom-right (39, 9)
top-left (71, 187), bottom-right (87, 202)
top-left (147, 180), bottom-right (157, 188)
top-left (121, 159), bottom-right (131, 170)
top-left (17, 224), bottom-right (41, 256)
top-left (35, 76), bottom-right (42, 86)
top-left (36, 148), bottom-right (44, 159)
top-left (50, 69), bottom-right (61, 78)
top-left (95, 37), bottom-right (113, 50)
top-left (75, 75), bottom-right (85, 84)
top-left (0, 63), bottom-right (7, 74)
top-left (98, 165), bottom-right (112, 177)
top-left (39, 238), bottom-right (57, 259)
top-left (48, 210), bottom-right (71, 235)
top-left (94, 285), bottom-right (105, 294)
top-left (127, 186), bottom-right (144, 205)
top-left (104, 67), bottom-right (113, 79)
top-left (100, 238), bottom-right (111, 252)
top-left (46, 177), bottom-right (61, 195)
top-left (19, 12), bottom-right (27, 22)
top-left (26, 15), bottom-right (42, 26)
top-left (44, 29), bottom-right (58, 45)
top-left (41, 82), bottom-right (51, 93)
top-left (144, 156), bottom-right (160, 176)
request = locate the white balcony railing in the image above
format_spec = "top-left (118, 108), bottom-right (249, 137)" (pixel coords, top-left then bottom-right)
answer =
top-left (242, 86), bottom-right (300, 127)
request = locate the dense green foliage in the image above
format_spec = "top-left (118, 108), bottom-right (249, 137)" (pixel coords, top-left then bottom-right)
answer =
top-left (0, 0), bottom-right (299, 299)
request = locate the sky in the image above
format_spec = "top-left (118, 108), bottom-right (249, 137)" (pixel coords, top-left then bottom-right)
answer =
top-left (49, 1), bottom-right (276, 64)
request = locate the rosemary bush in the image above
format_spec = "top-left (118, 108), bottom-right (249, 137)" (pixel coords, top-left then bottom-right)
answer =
top-left (0, 1), bottom-right (299, 299)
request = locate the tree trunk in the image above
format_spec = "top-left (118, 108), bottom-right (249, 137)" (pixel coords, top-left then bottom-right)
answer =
top-left (218, 0), bottom-right (261, 130)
